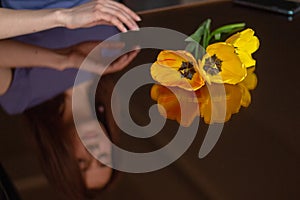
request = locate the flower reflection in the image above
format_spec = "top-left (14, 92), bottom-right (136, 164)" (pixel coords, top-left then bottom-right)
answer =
top-left (151, 84), bottom-right (202, 127)
top-left (151, 67), bottom-right (257, 126)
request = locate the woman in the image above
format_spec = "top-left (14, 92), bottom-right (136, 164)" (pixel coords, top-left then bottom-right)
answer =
top-left (0, 38), bottom-right (138, 199)
top-left (0, 0), bottom-right (141, 39)
top-left (25, 78), bottom-right (119, 200)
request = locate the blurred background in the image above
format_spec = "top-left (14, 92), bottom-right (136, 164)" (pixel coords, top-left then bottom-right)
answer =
top-left (121, 0), bottom-right (202, 11)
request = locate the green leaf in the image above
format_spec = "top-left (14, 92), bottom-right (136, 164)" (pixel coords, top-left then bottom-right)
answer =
top-left (214, 33), bottom-right (221, 40)
top-left (185, 42), bottom-right (197, 53)
top-left (185, 19), bottom-right (211, 43)
top-left (185, 20), bottom-right (246, 60)
top-left (208, 22), bottom-right (245, 43)
top-left (202, 19), bottom-right (211, 48)
top-left (211, 23), bottom-right (245, 36)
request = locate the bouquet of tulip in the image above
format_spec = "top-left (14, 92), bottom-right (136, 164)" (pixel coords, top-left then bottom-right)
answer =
top-left (150, 19), bottom-right (260, 126)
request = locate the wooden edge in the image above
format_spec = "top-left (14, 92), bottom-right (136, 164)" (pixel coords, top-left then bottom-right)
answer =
top-left (137, 0), bottom-right (231, 15)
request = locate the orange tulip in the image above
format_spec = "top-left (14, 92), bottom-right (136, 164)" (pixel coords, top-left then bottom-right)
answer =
top-left (151, 50), bottom-right (205, 91)
top-left (151, 84), bottom-right (201, 127)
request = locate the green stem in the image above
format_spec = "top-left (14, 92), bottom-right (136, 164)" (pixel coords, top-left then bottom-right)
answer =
top-left (202, 19), bottom-right (211, 49)
top-left (207, 22), bottom-right (245, 43)
top-left (195, 43), bottom-right (199, 60)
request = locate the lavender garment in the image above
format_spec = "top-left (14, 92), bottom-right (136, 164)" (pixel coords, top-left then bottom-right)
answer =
top-left (0, 68), bottom-right (95, 115)
top-left (0, 26), bottom-right (119, 115)
top-left (1, 0), bottom-right (90, 9)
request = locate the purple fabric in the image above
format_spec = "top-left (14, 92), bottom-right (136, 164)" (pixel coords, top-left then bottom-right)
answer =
top-left (0, 68), bottom-right (94, 115)
top-left (0, 26), bottom-right (119, 115)
top-left (1, 0), bottom-right (90, 9)
top-left (15, 25), bottom-right (119, 48)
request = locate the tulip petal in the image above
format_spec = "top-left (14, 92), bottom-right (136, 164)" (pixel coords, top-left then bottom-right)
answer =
top-left (151, 50), bottom-right (205, 91)
top-left (226, 28), bottom-right (260, 68)
top-left (200, 43), bottom-right (247, 84)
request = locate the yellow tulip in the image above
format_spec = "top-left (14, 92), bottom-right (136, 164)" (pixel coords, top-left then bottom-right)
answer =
top-left (226, 28), bottom-right (260, 68)
top-left (199, 43), bottom-right (247, 84)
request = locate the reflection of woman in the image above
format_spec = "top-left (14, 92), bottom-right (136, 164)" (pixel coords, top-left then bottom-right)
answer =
top-left (0, 0), bottom-right (141, 39)
top-left (0, 39), bottom-right (138, 199)
top-left (25, 80), bottom-right (116, 199)
top-left (0, 39), bottom-right (138, 110)
top-left (0, 39), bottom-right (98, 97)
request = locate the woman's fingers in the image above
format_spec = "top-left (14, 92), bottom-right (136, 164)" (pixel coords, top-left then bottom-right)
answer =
top-left (94, 1), bottom-right (140, 31)
top-left (107, 0), bottom-right (141, 22)
top-left (97, 11), bottom-right (128, 32)
top-left (105, 47), bottom-right (140, 74)
top-left (100, 5), bottom-right (139, 31)
top-left (64, 0), bottom-right (141, 32)
top-left (100, 41), bottom-right (125, 49)
top-left (73, 41), bottom-right (101, 55)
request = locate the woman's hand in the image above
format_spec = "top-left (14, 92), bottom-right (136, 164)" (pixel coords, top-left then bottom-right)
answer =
top-left (0, 39), bottom-right (138, 74)
top-left (0, 0), bottom-right (140, 39)
top-left (59, 41), bottom-right (140, 75)
top-left (60, 0), bottom-right (141, 32)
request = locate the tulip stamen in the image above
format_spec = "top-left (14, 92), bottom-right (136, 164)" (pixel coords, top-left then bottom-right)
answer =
top-left (203, 54), bottom-right (223, 76)
top-left (178, 61), bottom-right (196, 80)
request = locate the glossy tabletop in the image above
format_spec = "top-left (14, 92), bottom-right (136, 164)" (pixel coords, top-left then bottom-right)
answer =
top-left (0, 1), bottom-right (300, 200)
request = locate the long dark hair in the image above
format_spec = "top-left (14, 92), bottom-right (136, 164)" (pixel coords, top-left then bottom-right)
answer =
top-left (24, 93), bottom-right (118, 199)
top-left (25, 94), bottom-right (91, 200)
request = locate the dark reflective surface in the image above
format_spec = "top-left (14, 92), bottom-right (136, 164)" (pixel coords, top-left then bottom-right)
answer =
top-left (1, 1), bottom-right (300, 200)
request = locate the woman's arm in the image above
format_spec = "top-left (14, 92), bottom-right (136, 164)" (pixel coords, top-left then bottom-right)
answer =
top-left (0, 0), bottom-right (141, 39)
top-left (0, 40), bottom-right (73, 70)
top-left (0, 39), bottom-right (71, 95)
top-left (0, 39), bottom-right (139, 71)
top-left (0, 39), bottom-right (139, 95)
top-left (0, 68), bottom-right (12, 95)
top-left (0, 8), bottom-right (63, 39)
